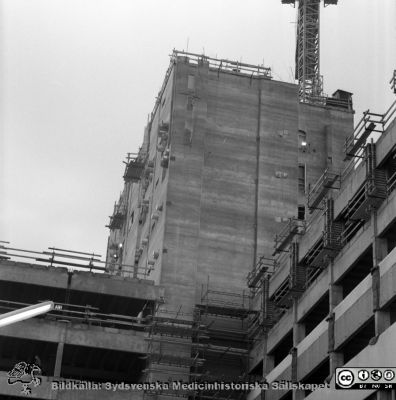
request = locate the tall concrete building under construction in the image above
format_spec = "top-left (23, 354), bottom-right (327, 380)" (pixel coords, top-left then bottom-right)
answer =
top-left (1, 20), bottom-right (396, 400)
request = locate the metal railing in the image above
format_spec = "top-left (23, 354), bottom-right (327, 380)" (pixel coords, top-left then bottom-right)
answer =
top-left (273, 218), bottom-right (306, 255)
top-left (387, 170), bottom-right (396, 196)
top-left (148, 49), bottom-right (272, 126)
top-left (199, 279), bottom-right (252, 318)
top-left (341, 220), bottom-right (365, 247)
top-left (172, 50), bottom-right (272, 78)
top-left (345, 101), bottom-right (396, 161)
top-left (344, 113), bottom-right (377, 160)
top-left (246, 256), bottom-right (277, 292)
top-left (0, 299), bottom-right (147, 331)
top-left (307, 167), bottom-right (340, 211)
top-left (0, 243), bottom-right (151, 279)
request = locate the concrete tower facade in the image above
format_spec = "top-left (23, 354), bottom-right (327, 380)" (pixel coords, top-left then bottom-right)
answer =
top-left (106, 50), bottom-right (354, 388)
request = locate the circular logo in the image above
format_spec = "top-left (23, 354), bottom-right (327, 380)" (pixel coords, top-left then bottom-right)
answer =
top-left (384, 370), bottom-right (395, 381)
top-left (371, 370), bottom-right (382, 381)
top-left (358, 369), bottom-right (370, 381)
top-left (337, 369), bottom-right (355, 388)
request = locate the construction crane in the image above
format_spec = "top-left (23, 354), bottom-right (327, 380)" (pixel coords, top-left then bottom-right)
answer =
top-left (281, 0), bottom-right (338, 103)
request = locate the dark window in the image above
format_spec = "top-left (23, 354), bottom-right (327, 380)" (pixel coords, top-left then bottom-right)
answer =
top-left (298, 206), bottom-right (305, 220)
top-left (298, 164), bottom-right (306, 194)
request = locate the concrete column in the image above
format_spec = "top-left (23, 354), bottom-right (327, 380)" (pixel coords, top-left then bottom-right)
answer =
top-left (329, 350), bottom-right (344, 374)
top-left (292, 299), bottom-right (305, 345)
top-left (292, 299), bottom-right (305, 400)
top-left (329, 284), bottom-right (343, 309)
top-left (263, 338), bottom-right (275, 376)
top-left (54, 343), bottom-right (64, 378)
top-left (375, 310), bottom-right (391, 336)
top-left (54, 325), bottom-right (67, 378)
top-left (328, 262), bottom-right (344, 377)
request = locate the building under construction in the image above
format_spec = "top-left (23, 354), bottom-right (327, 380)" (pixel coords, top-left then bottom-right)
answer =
top-left (1, 48), bottom-right (395, 400)
top-left (1, 2), bottom-right (396, 399)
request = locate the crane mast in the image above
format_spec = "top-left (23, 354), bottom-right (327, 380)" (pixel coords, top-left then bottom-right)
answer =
top-left (282, 0), bottom-right (338, 103)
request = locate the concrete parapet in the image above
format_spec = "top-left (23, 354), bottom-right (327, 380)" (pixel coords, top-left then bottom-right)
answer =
top-left (0, 318), bottom-right (147, 353)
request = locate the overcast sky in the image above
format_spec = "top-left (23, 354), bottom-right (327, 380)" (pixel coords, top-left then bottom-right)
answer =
top-left (1, 0), bottom-right (395, 258)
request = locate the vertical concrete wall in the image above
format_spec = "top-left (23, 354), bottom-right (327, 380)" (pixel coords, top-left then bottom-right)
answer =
top-left (161, 60), bottom-right (301, 308)
top-left (257, 80), bottom-right (299, 257)
top-left (106, 55), bottom-right (354, 314)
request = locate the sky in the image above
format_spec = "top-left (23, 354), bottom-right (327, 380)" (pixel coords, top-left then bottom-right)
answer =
top-left (1, 0), bottom-right (395, 258)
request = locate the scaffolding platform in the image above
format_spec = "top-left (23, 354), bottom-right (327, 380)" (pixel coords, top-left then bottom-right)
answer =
top-left (148, 353), bottom-right (205, 368)
top-left (271, 243), bottom-right (305, 308)
top-left (344, 119), bottom-right (376, 160)
top-left (273, 218), bottom-right (305, 256)
top-left (198, 284), bottom-right (252, 319)
top-left (306, 198), bottom-right (343, 267)
top-left (247, 304), bottom-right (277, 338)
top-left (107, 200), bottom-right (126, 230)
top-left (344, 101), bottom-right (396, 161)
top-left (303, 226), bottom-right (342, 268)
top-left (246, 256), bottom-right (276, 291)
top-left (123, 155), bottom-right (145, 183)
top-left (195, 303), bottom-right (250, 319)
top-left (345, 144), bottom-right (387, 221)
top-left (307, 167), bottom-right (340, 212)
top-left (146, 316), bottom-right (208, 340)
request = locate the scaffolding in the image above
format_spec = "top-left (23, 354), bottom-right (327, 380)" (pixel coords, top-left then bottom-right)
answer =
top-left (246, 256), bottom-right (277, 293)
top-left (191, 281), bottom-right (251, 397)
top-left (171, 50), bottom-right (272, 79)
top-left (157, 122), bottom-right (169, 153)
top-left (0, 243), bottom-right (150, 279)
top-left (123, 152), bottom-right (146, 183)
top-left (307, 167), bottom-right (340, 212)
top-left (247, 278), bottom-right (279, 340)
top-left (107, 200), bottom-right (126, 230)
top-left (270, 243), bottom-right (305, 309)
top-left (197, 280), bottom-right (252, 319)
top-left (303, 198), bottom-right (343, 269)
top-left (145, 311), bottom-right (206, 370)
top-left (143, 307), bottom-right (201, 400)
top-left (273, 218), bottom-right (306, 256)
top-left (344, 102), bottom-right (396, 161)
top-left (344, 143), bottom-right (387, 222)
